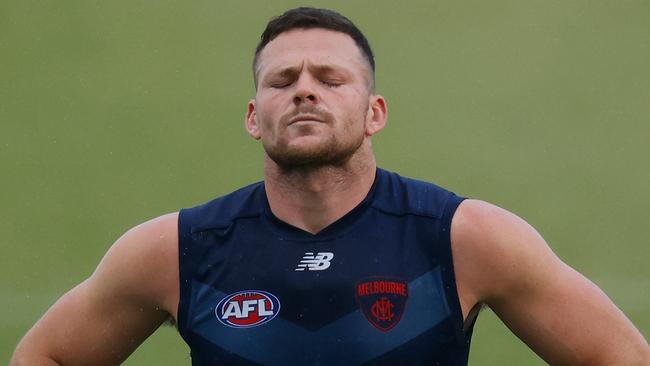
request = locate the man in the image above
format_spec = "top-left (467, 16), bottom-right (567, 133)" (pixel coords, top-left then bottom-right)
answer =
top-left (11, 7), bottom-right (650, 366)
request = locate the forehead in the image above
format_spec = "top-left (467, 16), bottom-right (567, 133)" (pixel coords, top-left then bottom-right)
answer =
top-left (256, 28), bottom-right (369, 77)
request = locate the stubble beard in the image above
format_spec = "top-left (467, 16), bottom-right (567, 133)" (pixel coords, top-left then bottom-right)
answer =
top-left (264, 128), bottom-right (365, 172)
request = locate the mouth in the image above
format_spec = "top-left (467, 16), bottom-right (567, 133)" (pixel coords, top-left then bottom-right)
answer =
top-left (289, 114), bottom-right (325, 125)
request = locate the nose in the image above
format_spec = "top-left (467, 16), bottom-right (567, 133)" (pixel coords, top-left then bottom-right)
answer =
top-left (293, 73), bottom-right (319, 105)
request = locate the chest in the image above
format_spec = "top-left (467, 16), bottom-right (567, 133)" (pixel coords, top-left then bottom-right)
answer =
top-left (179, 214), bottom-right (467, 365)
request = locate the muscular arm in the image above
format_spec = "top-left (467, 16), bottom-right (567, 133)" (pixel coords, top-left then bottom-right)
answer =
top-left (10, 213), bottom-right (179, 366)
top-left (451, 200), bottom-right (650, 365)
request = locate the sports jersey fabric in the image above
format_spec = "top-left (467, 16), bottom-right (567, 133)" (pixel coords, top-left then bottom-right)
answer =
top-left (177, 168), bottom-right (474, 365)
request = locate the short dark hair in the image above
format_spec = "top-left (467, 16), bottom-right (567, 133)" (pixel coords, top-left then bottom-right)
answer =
top-left (253, 7), bottom-right (375, 89)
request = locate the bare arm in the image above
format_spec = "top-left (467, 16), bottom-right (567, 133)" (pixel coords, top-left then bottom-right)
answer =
top-left (10, 213), bottom-right (179, 366)
top-left (451, 200), bottom-right (650, 365)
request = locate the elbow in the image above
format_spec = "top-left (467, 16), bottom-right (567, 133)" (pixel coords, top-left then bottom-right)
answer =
top-left (622, 341), bottom-right (650, 366)
top-left (9, 350), bottom-right (29, 366)
top-left (636, 346), bottom-right (650, 366)
top-left (10, 355), bottom-right (62, 366)
top-left (582, 343), bottom-right (650, 366)
top-left (10, 345), bottom-right (62, 366)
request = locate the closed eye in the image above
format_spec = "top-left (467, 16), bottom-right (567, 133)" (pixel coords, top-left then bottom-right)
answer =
top-left (270, 80), bottom-right (292, 88)
top-left (320, 79), bottom-right (341, 88)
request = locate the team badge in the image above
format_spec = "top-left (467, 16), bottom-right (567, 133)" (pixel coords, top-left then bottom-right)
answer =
top-left (215, 290), bottom-right (281, 328)
top-left (356, 278), bottom-right (408, 332)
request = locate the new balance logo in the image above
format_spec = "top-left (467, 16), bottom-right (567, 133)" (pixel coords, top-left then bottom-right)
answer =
top-left (295, 252), bottom-right (334, 271)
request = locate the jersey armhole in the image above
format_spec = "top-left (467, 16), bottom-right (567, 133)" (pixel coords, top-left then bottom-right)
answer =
top-left (176, 208), bottom-right (193, 339)
top-left (438, 194), bottom-right (474, 345)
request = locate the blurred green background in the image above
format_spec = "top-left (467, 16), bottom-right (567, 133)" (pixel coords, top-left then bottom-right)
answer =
top-left (1, 1), bottom-right (648, 364)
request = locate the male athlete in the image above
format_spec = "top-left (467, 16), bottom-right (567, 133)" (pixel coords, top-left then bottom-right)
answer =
top-left (11, 7), bottom-right (650, 366)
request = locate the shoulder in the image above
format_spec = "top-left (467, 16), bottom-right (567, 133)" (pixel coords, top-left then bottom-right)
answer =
top-left (106, 212), bottom-right (179, 264)
top-left (92, 212), bottom-right (180, 315)
top-left (451, 199), bottom-right (537, 243)
top-left (180, 181), bottom-right (264, 232)
top-left (450, 199), bottom-right (558, 302)
top-left (373, 168), bottom-right (462, 219)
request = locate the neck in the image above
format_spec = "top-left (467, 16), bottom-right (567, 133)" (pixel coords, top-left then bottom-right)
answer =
top-left (264, 146), bottom-right (377, 234)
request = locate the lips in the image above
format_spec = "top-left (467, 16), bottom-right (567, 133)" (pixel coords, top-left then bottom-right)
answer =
top-left (289, 114), bottom-right (324, 125)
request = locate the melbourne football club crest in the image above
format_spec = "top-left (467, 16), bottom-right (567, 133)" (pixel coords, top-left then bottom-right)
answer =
top-left (356, 278), bottom-right (408, 332)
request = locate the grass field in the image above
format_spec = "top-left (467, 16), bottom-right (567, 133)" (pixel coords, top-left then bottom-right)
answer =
top-left (1, 1), bottom-right (648, 364)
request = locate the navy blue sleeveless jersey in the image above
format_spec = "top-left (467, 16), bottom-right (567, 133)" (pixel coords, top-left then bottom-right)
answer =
top-left (177, 168), bottom-right (473, 365)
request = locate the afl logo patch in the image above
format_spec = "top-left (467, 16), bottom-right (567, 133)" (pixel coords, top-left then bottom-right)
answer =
top-left (215, 290), bottom-right (281, 328)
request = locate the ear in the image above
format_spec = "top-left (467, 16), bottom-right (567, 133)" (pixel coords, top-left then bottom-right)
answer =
top-left (364, 95), bottom-right (388, 137)
top-left (245, 99), bottom-right (261, 140)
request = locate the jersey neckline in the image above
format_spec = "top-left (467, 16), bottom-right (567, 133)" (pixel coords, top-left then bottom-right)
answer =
top-left (258, 168), bottom-right (382, 242)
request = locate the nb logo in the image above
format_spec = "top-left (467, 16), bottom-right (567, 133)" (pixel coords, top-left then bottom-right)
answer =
top-left (295, 252), bottom-right (334, 271)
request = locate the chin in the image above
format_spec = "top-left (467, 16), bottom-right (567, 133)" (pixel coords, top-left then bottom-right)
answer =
top-left (267, 144), bottom-right (363, 171)
top-left (270, 149), bottom-right (336, 168)
top-left (263, 132), bottom-right (364, 169)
